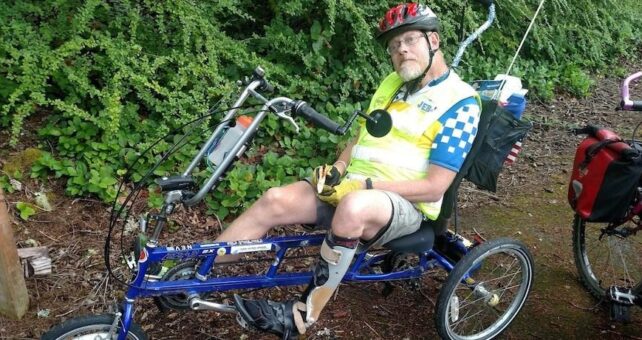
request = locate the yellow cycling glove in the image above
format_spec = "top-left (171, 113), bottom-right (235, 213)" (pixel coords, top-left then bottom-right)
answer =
top-left (317, 179), bottom-right (364, 206)
top-left (310, 164), bottom-right (342, 194)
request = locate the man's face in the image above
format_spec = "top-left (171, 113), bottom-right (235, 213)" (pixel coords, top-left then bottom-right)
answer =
top-left (388, 30), bottom-right (433, 82)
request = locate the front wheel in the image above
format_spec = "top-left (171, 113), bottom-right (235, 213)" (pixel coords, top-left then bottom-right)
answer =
top-left (435, 238), bottom-right (534, 340)
top-left (41, 314), bottom-right (147, 340)
top-left (572, 214), bottom-right (642, 300)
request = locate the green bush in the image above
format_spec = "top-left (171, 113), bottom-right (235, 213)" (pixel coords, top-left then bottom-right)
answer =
top-left (1, 0), bottom-right (641, 217)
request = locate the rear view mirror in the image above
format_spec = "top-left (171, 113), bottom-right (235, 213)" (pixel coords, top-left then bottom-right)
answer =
top-left (365, 109), bottom-right (392, 138)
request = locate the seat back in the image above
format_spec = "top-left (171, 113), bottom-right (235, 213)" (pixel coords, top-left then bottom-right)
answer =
top-left (436, 99), bottom-right (498, 231)
top-left (384, 99), bottom-right (498, 252)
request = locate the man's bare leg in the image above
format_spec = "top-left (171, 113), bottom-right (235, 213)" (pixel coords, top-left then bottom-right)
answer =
top-left (215, 181), bottom-right (319, 262)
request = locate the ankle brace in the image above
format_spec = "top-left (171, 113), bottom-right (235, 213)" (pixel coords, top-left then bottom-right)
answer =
top-left (294, 232), bottom-right (358, 332)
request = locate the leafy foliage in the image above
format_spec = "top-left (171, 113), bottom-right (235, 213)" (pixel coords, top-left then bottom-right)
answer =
top-left (16, 201), bottom-right (36, 220)
top-left (1, 0), bottom-right (641, 218)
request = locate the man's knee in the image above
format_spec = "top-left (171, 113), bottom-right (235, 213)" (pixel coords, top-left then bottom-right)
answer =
top-left (337, 191), bottom-right (373, 213)
top-left (259, 182), bottom-right (310, 216)
top-left (258, 186), bottom-right (290, 214)
top-left (331, 192), bottom-right (371, 235)
top-left (332, 191), bottom-right (392, 237)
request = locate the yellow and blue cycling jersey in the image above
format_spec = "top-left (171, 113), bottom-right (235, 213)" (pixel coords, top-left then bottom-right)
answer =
top-left (346, 70), bottom-right (480, 219)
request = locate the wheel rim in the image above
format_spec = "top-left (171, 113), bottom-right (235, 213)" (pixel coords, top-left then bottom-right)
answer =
top-left (55, 324), bottom-right (140, 340)
top-left (575, 218), bottom-right (642, 297)
top-left (444, 245), bottom-right (532, 340)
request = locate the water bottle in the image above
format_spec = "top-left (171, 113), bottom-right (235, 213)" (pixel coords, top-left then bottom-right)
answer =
top-left (504, 92), bottom-right (527, 120)
top-left (207, 115), bottom-right (253, 166)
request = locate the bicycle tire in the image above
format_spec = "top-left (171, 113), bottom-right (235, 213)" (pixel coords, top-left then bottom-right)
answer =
top-left (41, 314), bottom-right (147, 340)
top-left (572, 214), bottom-right (642, 300)
top-left (435, 238), bottom-right (534, 340)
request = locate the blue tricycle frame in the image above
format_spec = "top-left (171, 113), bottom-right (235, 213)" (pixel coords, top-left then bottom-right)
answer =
top-left (120, 233), bottom-right (463, 333)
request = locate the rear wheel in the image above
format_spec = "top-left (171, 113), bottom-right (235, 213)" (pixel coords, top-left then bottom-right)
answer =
top-left (435, 238), bottom-right (534, 340)
top-left (572, 214), bottom-right (642, 300)
top-left (41, 314), bottom-right (147, 340)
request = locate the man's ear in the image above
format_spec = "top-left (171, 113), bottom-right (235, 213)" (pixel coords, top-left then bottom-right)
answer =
top-left (429, 32), bottom-right (440, 50)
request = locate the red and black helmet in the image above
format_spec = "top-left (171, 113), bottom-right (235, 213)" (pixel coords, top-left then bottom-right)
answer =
top-left (376, 3), bottom-right (440, 46)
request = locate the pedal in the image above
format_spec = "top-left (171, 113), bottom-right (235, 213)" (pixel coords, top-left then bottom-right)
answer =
top-left (236, 312), bottom-right (251, 330)
top-left (608, 286), bottom-right (635, 306)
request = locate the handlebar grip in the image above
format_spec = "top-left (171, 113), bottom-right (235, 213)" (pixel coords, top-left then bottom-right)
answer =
top-left (259, 80), bottom-right (274, 93)
top-left (633, 100), bottom-right (642, 111)
top-left (293, 101), bottom-right (341, 134)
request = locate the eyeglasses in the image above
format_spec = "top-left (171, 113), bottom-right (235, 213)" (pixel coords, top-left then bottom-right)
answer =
top-left (386, 33), bottom-right (426, 55)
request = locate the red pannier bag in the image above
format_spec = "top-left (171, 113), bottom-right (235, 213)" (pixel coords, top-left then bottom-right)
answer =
top-left (568, 125), bottom-right (642, 222)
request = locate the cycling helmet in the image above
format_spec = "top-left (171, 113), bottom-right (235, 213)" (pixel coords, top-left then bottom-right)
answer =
top-left (376, 3), bottom-right (440, 46)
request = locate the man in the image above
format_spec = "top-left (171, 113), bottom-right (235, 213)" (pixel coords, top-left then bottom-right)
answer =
top-left (223, 3), bottom-right (481, 338)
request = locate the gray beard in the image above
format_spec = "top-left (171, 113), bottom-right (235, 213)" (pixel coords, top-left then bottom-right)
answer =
top-left (397, 64), bottom-right (424, 82)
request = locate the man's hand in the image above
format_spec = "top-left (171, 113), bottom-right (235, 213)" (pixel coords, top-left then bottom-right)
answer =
top-left (311, 164), bottom-right (342, 194)
top-left (317, 179), bottom-right (364, 206)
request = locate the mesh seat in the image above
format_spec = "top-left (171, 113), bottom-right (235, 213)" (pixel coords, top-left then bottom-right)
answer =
top-left (383, 99), bottom-right (498, 253)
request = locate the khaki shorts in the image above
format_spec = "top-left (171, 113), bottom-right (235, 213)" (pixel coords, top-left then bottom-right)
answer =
top-left (310, 190), bottom-right (424, 248)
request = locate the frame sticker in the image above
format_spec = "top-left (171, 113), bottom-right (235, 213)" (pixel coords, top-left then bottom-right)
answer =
top-left (230, 243), bottom-right (272, 254)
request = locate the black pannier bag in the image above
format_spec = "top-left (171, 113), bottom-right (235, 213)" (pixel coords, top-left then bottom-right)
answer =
top-left (464, 100), bottom-right (532, 192)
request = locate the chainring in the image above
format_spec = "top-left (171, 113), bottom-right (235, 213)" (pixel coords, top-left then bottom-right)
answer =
top-left (155, 261), bottom-right (203, 310)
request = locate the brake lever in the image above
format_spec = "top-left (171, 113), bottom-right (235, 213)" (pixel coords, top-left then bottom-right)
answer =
top-left (273, 107), bottom-right (300, 133)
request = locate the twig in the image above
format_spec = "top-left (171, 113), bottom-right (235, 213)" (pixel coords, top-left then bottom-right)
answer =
top-left (418, 289), bottom-right (436, 307)
top-left (566, 299), bottom-right (599, 312)
top-left (54, 308), bottom-right (78, 318)
top-left (213, 213), bottom-right (223, 234)
top-left (37, 229), bottom-right (60, 242)
top-left (363, 320), bottom-right (383, 339)
top-left (332, 284), bottom-right (341, 301)
top-left (196, 330), bottom-right (225, 340)
top-left (461, 186), bottom-right (500, 200)
top-left (376, 303), bottom-right (393, 315)
top-left (472, 227), bottom-right (487, 242)
top-left (71, 198), bottom-right (101, 205)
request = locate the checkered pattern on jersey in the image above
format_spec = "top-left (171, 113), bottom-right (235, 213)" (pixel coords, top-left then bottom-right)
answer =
top-left (429, 97), bottom-right (480, 172)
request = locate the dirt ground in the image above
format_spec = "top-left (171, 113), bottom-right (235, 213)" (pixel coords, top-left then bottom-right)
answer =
top-left (2, 61), bottom-right (642, 339)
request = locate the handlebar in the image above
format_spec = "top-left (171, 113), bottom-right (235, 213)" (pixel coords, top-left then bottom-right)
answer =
top-left (292, 100), bottom-right (342, 134)
top-left (620, 71), bottom-right (642, 111)
top-left (181, 67), bottom-right (360, 206)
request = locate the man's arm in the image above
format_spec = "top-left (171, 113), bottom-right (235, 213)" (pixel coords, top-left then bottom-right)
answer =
top-left (364, 164), bottom-right (456, 203)
top-left (333, 138), bottom-right (357, 175)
